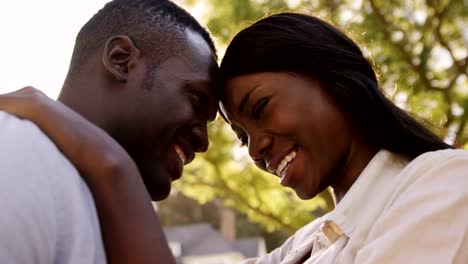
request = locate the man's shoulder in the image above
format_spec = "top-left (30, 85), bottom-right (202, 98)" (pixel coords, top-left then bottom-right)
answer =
top-left (0, 110), bottom-right (81, 191)
top-left (0, 110), bottom-right (53, 146)
top-left (0, 111), bottom-right (73, 166)
top-left (0, 112), bottom-right (106, 263)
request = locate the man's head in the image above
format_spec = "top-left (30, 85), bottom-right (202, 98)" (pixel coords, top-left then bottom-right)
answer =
top-left (60, 0), bottom-right (219, 201)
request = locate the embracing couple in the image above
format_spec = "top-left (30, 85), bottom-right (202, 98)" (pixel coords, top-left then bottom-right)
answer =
top-left (0, 0), bottom-right (467, 263)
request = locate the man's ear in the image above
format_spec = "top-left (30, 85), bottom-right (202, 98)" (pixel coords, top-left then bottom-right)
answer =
top-left (102, 35), bottom-right (140, 82)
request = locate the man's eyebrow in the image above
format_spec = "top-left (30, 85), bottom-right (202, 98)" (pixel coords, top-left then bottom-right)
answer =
top-left (184, 80), bottom-right (212, 90)
top-left (238, 86), bottom-right (258, 114)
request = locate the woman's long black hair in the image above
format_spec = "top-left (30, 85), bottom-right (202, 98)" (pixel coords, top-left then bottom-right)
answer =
top-left (219, 13), bottom-right (452, 159)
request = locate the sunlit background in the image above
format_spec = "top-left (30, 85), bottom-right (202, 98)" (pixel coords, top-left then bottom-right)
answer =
top-left (1, 0), bottom-right (466, 261)
top-left (0, 0), bottom-right (215, 97)
top-left (0, 0), bottom-right (108, 97)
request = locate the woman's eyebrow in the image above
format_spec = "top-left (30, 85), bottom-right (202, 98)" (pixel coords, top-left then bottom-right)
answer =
top-left (238, 86), bottom-right (260, 114)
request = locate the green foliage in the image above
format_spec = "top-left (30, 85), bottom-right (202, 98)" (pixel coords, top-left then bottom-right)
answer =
top-left (174, 120), bottom-right (329, 235)
top-left (173, 0), bottom-right (468, 236)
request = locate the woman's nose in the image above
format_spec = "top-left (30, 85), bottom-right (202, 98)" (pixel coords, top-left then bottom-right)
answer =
top-left (248, 131), bottom-right (272, 165)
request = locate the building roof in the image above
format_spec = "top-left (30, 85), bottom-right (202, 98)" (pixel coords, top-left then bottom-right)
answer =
top-left (164, 223), bottom-right (264, 259)
top-left (232, 237), bottom-right (264, 259)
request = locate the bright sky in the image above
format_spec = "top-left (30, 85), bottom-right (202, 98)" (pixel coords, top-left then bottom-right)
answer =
top-left (0, 0), bottom-right (204, 100)
top-left (0, 0), bottom-right (115, 98)
top-left (2, 1), bottom-right (461, 101)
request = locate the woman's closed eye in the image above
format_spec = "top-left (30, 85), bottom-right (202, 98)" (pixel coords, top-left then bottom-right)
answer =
top-left (251, 97), bottom-right (269, 120)
top-left (239, 133), bottom-right (248, 147)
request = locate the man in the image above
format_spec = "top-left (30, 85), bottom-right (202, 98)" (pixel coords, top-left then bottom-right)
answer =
top-left (0, 0), bottom-right (218, 263)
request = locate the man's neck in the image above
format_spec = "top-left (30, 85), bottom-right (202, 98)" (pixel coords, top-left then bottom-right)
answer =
top-left (58, 79), bottom-right (107, 131)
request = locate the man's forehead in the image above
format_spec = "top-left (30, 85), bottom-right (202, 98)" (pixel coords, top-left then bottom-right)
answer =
top-left (184, 28), bottom-right (214, 61)
top-left (168, 28), bottom-right (217, 81)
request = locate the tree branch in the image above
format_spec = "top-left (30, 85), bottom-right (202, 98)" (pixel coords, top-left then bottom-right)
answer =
top-left (367, 0), bottom-right (442, 92)
top-left (185, 160), bottom-right (301, 234)
top-left (215, 167), bottom-right (298, 234)
top-left (430, 0), bottom-right (466, 76)
top-left (454, 100), bottom-right (468, 147)
top-left (182, 175), bottom-right (298, 234)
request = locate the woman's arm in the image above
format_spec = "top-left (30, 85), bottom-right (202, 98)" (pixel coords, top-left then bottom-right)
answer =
top-left (0, 87), bottom-right (175, 264)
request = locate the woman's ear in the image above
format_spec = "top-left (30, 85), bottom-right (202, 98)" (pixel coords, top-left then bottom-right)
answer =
top-left (102, 35), bottom-right (140, 82)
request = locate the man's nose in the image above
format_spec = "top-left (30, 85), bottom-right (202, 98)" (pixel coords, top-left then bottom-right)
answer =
top-left (191, 124), bottom-right (209, 152)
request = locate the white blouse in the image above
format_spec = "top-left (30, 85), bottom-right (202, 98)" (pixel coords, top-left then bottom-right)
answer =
top-left (244, 149), bottom-right (468, 264)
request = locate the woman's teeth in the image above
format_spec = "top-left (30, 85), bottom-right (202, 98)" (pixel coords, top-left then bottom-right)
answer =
top-left (174, 145), bottom-right (186, 164)
top-left (276, 150), bottom-right (297, 177)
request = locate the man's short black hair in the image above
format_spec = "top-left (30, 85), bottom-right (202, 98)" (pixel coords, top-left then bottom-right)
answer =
top-left (69, 0), bottom-right (216, 70)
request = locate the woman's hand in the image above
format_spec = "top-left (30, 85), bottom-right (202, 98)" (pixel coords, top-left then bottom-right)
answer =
top-left (0, 86), bottom-right (47, 119)
top-left (0, 87), bottom-right (175, 264)
top-left (0, 86), bottom-right (135, 186)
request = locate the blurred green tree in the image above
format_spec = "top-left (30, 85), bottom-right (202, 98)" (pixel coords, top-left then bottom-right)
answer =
top-left (171, 0), bottom-right (467, 237)
top-left (174, 120), bottom-right (331, 235)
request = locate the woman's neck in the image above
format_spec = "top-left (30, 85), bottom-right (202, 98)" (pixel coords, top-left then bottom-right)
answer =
top-left (332, 140), bottom-right (379, 203)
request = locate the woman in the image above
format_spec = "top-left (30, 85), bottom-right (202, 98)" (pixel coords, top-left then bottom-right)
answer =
top-left (1, 13), bottom-right (467, 263)
top-left (216, 13), bottom-right (467, 263)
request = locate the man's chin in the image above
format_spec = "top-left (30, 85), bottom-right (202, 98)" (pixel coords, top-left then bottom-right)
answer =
top-left (149, 187), bottom-right (171, 201)
top-left (143, 174), bottom-right (172, 201)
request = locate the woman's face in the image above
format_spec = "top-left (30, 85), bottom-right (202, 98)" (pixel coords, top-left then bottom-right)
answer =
top-left (220, 72), bottom-right (354, 199)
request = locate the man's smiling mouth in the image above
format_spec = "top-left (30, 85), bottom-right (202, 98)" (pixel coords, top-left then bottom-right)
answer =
top-left (174, 144), bottom-right (187, 164)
